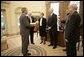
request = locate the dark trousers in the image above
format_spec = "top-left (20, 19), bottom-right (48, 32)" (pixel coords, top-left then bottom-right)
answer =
top-left (66, 41), bottom-right (76, 56)
top-left (30, 27), bottom-right (34, 43)
top-left (49, 29), bottom-right (58, 46)
top-left (21, 35), bottom-right (29, 55)
top-left (39, 26), bottom-right (46, 42)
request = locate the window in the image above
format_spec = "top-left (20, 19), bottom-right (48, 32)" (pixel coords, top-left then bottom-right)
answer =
top-left (50, 2), bottom-right (60, 31)
top-left (15, 7), bottom-right (22, 27)
top-left (16, 14), bottom-right (21, 26)
top-left (1, 10), bottom-right (6, 34)
top-left (50, 2), bottom-right (59, 16)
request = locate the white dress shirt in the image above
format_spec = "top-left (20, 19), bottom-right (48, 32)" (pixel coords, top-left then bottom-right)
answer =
top-left (29, 16), bottom-right (32, 23)
top-left (57, 17), bottom-right (60, 31)
top-left (28, 15), bottom-right (32, 23)
top-left (40, 18), bottom-right (42, 26)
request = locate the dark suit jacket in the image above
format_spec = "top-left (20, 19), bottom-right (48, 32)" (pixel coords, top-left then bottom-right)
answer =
top-left (39, 18), bottom-right (46, 28)
top-left (27, 16), bottom-right (35, 23)
top-left (65, 11), bottom-right (81, 43)
top-left (39, 18), bottom-right (46, 36)
top-left (19, 14), bottom-right (32, 36)
top-left (31, 16), bottom-right (35, 22)
top-left (30, 16), bottom-right (35, 29)
top-left (48, 13), bottom-right (57, 31)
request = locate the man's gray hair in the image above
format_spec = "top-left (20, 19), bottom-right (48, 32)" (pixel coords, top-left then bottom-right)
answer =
top-left (70, 4), bottom-right (78, 10)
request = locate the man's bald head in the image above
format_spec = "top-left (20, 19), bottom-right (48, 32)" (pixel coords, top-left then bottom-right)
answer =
top-left (28, 11), bottom-right (32, 16)
top-left (48, 8), bottom-right (53, 14)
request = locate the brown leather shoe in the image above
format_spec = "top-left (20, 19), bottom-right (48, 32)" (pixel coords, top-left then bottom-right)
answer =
top-left (48, 44), bottom-right (53, 46)
top-left (40, 41), bottom-right (43, 44)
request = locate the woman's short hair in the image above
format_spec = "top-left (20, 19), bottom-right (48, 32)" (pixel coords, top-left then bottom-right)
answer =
top-left (41, 12), bottom-right (44, 16)
top-left (21, 7), bottom-right (27, 13)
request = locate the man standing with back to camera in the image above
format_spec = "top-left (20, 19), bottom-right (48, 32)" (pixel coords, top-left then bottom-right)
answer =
top-left (19, 7), bottom-right (34, 56)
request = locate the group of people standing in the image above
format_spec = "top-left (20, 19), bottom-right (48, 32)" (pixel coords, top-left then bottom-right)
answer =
top-left (19, 3), bottom-right (81, 56)
top-left (19, 7), bottom-right (58, 56)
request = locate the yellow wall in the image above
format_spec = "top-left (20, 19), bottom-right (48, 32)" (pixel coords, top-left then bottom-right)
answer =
top-left (1, 1), bottom-right (46, 36)
top-left (1, 1), bottom-right (83, 36)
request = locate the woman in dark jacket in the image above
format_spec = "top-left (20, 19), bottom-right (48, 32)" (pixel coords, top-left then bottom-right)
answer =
top-left (39, 12), bottom-right (46, 44)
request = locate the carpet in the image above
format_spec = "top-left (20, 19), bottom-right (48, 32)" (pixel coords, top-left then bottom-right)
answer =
top-left (1, 44), bottom-right (47, 56)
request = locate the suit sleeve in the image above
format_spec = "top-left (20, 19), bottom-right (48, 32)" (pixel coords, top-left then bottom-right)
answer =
top-left (43, 18), bottom-right (46, 28)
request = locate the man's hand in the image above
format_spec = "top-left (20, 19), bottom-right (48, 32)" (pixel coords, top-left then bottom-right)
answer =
top-left (46, 27), bottom-right (51, 30)
top-left (31, 24), bottom-right (34, 27)
top-left (30, 23), bottom-right (36, 26)
top-left (35, 21), bottom-right (39, 24)
top-left (48, 27), bottom-right (51, 30)
top-left (65, 39), bottom-right (68, 43)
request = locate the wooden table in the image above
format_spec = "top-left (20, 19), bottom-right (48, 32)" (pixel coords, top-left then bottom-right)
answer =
top-left (33, 23), bottom-right (65, 47)
top-left (46, 30), bottom-right (65, 47)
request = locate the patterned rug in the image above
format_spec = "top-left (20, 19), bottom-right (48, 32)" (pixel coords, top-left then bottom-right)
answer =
top-left (1, 44), bottom-right (47, 56)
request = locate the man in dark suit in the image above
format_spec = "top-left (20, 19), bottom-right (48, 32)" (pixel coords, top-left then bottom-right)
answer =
top-left (28, 12), bottom-right (35, 44)
top-left (48, 8), bottom-right (58, 49)
top-left (19, 7), bottom-right (33, 56)
top-left (65, 4), bottom-right (81, 56)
